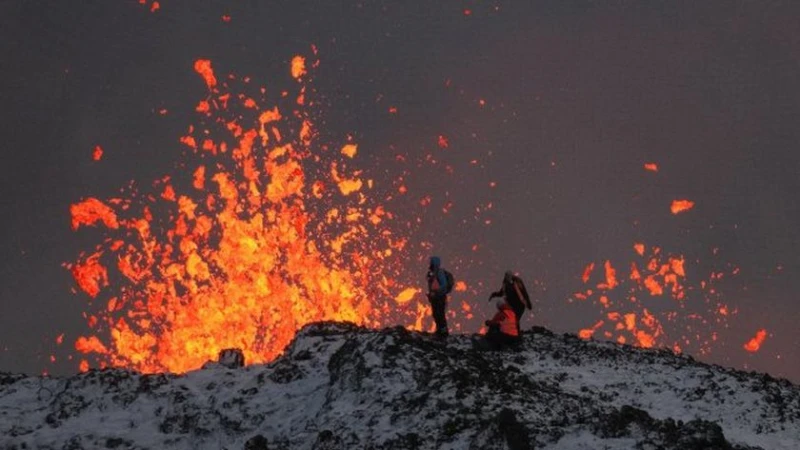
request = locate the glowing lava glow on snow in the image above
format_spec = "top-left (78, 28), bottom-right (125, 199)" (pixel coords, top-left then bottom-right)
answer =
top-left (66, 52), bottom-right (433, 373)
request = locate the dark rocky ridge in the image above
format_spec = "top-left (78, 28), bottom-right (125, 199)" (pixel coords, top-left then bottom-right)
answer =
top-left (1, 322), bottom-right (797, 449)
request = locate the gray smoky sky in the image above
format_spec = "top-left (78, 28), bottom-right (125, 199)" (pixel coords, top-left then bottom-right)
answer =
top-left (0, 1), bottom-right (798, 381)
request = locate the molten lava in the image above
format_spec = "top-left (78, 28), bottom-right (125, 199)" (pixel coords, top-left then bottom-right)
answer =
top-left (743, 329), bottom-right (768, 353)
top-left (66, 53), bottom-right (428, 373)
top-left (670, 199), bottom-right (695, 214)
top-left (573, 242), bottom-right (736, 355)
top-left (138, 0), bottom-right (160, 13)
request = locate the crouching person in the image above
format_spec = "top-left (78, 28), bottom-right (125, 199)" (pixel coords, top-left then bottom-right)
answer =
top-left (484, 300), bottom-right (521, 350)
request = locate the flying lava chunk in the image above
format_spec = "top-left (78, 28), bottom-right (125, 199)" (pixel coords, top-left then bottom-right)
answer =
top-left (670, 199), bottom-right (695, 215)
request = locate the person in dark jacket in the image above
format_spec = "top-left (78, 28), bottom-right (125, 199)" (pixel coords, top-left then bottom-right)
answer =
top-left (426, 256), bottom-right (449, 337)
top-left (488, 270), bottom-right (532, 334)
top-left (484, 300), bottom-right (521, 350)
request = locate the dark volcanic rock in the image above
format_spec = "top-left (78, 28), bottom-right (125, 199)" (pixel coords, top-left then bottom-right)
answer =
top-left (219, 348), bottom-right (245, 369)
top-left (243, 434), bottom-right (269, 450)
top-left (0, 322), bottom-right (797, 450)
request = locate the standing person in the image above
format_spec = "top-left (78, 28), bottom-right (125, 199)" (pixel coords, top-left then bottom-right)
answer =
top-left (484, 300), bottom-right (521, 350)
top-left (488, 270), bottom-right (532, 333)
top-left (426, 256), bottom-right (453, 337)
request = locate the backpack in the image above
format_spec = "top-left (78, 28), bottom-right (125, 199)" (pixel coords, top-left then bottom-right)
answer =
top-left (443, 269), bottom-right (455, 294)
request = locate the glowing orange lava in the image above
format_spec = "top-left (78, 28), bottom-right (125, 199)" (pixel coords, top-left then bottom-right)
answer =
top-left (66, 53), bottom-right (429, 373)
top-left (573, 241), bottom-right (735, 354)
top-left (670, 199), bottom-right (695, 214)
top-left (579, 320), bottom-right (604, 339)
top-left (438, 135), bottom-right (449, 148)
top-left (290, 56), bottom-right (306, 79)
top-left (138, 0), bottom-right (159, 13)
top-left (743, 329), bottom-right (768, 353)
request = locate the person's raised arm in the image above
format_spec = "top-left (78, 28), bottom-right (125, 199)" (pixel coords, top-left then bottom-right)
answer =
top-left (488, 283), bottom-right (504, 301)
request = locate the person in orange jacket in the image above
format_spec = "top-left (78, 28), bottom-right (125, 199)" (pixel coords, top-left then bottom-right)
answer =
top-left (488, 270), bottom-right (532, 335)
top-left (484, 300), bottom-right (521, 350)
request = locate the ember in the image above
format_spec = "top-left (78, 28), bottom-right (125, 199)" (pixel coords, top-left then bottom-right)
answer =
top-left (670, 199), bottom-right (695, 215)
top-left (743, 329), bottom-right (768, 353)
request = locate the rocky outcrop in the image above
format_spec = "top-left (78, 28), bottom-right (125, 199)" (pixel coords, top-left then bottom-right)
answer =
top-left (0, 322), bottom-right (797, 449)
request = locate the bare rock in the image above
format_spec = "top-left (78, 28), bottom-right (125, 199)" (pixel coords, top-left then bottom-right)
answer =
top-left (219, 348), bottom-right (245, 369)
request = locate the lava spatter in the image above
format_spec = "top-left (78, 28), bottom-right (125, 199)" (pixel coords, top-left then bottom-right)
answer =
top-left (744, 329), bottom-right (768, 353)
top-left (65, 54), bottom-right (429, 373)
top-left (574, 242), bottom-right (738, 356)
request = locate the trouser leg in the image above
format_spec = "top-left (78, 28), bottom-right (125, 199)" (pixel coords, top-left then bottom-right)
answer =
top-left (486, 328), bottom-right (519, 350)
top-left (512, 305), bottom-right (524, 334)
top-left (430, 296), bottom-right (448, 335)
top-left (486, 326), bottom-right (502, 349)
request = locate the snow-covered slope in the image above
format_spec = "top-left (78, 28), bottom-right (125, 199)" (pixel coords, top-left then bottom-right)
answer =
top-left (1, 323), bottom-right (798, 449)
